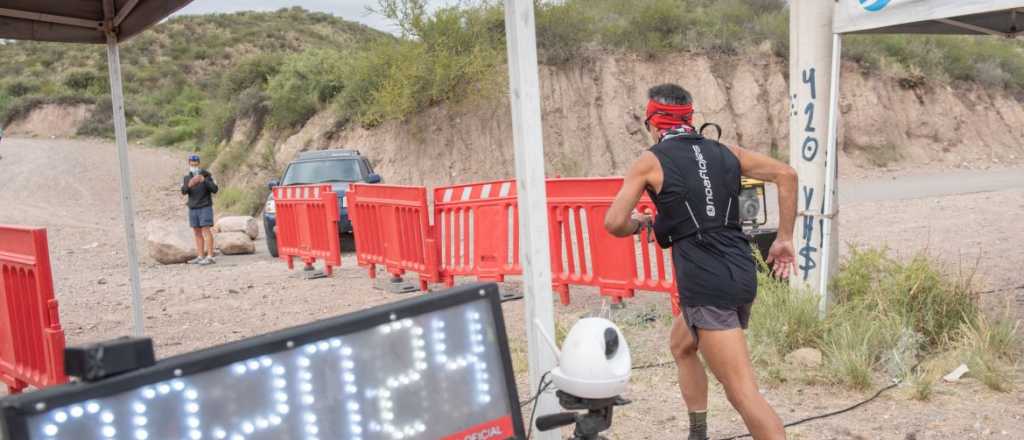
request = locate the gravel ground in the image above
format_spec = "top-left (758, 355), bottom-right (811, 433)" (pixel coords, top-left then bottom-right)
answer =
top-left (0, 137), bottom-right (1021, 439)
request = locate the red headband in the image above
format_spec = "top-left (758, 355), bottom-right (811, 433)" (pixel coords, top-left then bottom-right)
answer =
top-left (645, 100), bottom-right (693, 131)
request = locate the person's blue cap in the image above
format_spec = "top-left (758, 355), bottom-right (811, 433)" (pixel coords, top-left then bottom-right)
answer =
top-left (188, 154), bottom-right (200, 162)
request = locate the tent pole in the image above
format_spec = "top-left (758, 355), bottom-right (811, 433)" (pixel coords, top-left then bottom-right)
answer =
top-left (503, 0), bottom-right (559, 436)
top-left (105, 31), bottom-right (145, 337)
top-left (818, 34), bottom-right (843, 316)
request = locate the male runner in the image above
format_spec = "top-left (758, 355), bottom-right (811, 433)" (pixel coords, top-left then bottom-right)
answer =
top-left (604, 84), bottom-right (798, 440)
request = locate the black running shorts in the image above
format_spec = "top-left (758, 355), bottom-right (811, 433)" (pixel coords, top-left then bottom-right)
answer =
top-left (681, 303), bottom-right (752, 345)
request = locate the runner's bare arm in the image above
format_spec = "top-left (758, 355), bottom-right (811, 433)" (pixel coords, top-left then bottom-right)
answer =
top-left (605, 151), bottom-right (658, 237)
top-left (726, 145), bottom-right (799, 278)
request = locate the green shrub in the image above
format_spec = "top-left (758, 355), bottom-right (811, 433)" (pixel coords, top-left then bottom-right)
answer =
top-left (150, 123), bottom-right (201, 146)
top-left (333, 3), bottom-right (504, 127)
top-left (215, 186), bottom-right (264, 216)
top-left (5, 79), bottom-right (41, 98)
top-left (0, 96), bottom-right (45, 125)
top-left (0, 92), bottom-right (12, 120)
top-left (747, 245), bottom-right (1005, 390)
top-left (747, 272), bottom-right (822, 360)
top-left (535, 1), bottom-right (594, 65)
top-left (822, 302), bottom-right (906, 389)
top-left (214, 143), bottom-right (252, 175)
top-left (200, 100), bottom-right (236, 145)
top-left (127, 124), bottom-right (156, 141)
top-left (266, 49), bottom-right (348, 128)
top-left (63, 69), bottom-right (108, 95)
top-left (955, 315), bottom-right (1021, 392)
top-left (76, 97), bottom-right (114, 138)
top-left (221, 54), bottom-right (282, 97)
top-left (832, 247), bottom-right (978, 349)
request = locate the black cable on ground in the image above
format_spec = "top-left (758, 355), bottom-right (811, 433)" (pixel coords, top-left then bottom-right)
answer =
top-left (522, 371), bottom-right (553, 440)
top-left (632, 358), bottom-right (917, 440)
top-left (712, 380), bottom-right (900, 440)
top-left (632, 360), bottom-right (676, 371)
top-left (520, 371), bottom-right (552, 407)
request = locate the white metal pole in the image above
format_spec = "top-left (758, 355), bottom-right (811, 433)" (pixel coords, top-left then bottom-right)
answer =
top-left (105, 31), bottom-right (145, 337)
top-left (818, 34), bottom-right (843, 315)
top-left (788, 0), bottom-right (836, 313)
top-left (503, 0), bottom-right (559, 435)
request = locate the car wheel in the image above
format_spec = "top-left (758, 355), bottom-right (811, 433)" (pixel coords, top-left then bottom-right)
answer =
top-left (265, 219), bottom-right (279, 258)
top-left (340, 233), bottom-right (356, 253)
top-left (267, 234), bottom-right (279, 258)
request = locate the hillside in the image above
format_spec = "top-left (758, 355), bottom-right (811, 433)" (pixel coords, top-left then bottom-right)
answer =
top-left (0, 7), bottom-right (388, 142)
top-left (2, 3), bottom-right (1024, 216)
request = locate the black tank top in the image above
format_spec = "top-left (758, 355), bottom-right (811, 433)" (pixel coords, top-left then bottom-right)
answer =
top-left (647, 131), bottom-right (757, 307)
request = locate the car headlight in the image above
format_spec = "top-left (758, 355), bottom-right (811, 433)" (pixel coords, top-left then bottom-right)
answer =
top-left (265, 197), bottom-right (276, 214)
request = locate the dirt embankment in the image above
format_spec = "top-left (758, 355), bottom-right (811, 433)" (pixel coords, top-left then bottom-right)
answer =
top-left (233, 54), bottom-right (1024, 190)
top-left (5, 103), bottom-right (94, 138)
top-left (7, 53), bottom-right (1024, 189)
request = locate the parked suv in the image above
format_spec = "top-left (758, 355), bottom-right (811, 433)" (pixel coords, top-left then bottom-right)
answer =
top-left (263, 149), bottom-right (381, 257)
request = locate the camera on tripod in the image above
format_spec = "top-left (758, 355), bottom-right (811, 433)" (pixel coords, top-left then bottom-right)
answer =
top-left (535, 318), bottom-right (632, 440)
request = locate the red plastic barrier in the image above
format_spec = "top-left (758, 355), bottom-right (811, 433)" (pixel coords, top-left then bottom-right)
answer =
top-left (348, 184), bottom-right (441, 291)
top-left (434, 180), bottom-right (521, 286)
top-left (0, 225), bottom-right (67, 394)
top-left (546, 178), bottom-right (678, 314)
top-left (272, 184), bottom-right (341, 275)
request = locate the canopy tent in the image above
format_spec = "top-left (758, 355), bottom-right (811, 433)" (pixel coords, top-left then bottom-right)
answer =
top-left (0, 1), bottom-right (190, 43)
top-left (0, 0), bottom-right (195, 337)
top-left (814, 0), bottom-right (1023, 307)
top-left (835, 0), bottom-right (1024, 35)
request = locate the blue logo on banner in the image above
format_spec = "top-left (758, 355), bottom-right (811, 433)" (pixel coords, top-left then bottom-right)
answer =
top-left (859, 0), bottom-right (891, 11)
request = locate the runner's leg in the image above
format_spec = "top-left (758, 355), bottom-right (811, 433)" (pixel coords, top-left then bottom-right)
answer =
top-left (670, 317), bottom-right (709, 411)
top-left (697, 328), bottom-right (785, 440)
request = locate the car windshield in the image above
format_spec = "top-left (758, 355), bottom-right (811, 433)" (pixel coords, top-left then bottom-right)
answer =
top-left (282, 159), bottom-right (363, 185)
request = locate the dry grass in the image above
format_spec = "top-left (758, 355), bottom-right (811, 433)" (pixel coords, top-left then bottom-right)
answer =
top-left (745, 245), bottom-right (1019, 392)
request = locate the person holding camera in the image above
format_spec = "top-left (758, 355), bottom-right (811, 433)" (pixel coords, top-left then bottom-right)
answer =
top-left (181, 154), bottom-right (218, 265)
top-left (605, 84), bottom-right (798, 440)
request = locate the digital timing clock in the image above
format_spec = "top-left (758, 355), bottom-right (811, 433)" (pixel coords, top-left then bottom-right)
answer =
top-left (1, 283), bottom-right (525, 440)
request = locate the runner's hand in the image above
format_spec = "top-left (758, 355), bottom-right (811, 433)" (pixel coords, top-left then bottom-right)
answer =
top-left (765, 239), bottom-right (797, 279)
top-left (630, 209), bottom-right (653, 235)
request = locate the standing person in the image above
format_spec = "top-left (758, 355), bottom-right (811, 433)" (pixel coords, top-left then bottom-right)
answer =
top-left (181, 154), bottom-right (218, 265)
top-left (604, 84), bottom-right (797, 440)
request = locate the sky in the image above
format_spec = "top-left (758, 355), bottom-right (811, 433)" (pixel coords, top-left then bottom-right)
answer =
top-left (175, 0), bottom-right (444, 34)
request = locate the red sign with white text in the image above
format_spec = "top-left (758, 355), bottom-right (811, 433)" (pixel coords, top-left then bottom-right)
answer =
top-left (442, 415), bottom-right (516, 440)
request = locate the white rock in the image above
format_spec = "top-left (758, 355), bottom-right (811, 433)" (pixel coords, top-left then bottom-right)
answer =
top-left (215, 216), bottom-right (259, 239)
top-left (216, 231), bottom-right (255, 255)
top-left (943, 363), bottom-right (969, 382)
top-left (145, 221), bottom-right (197, 264)
top-left (785, 347), bottom-right (823, 369)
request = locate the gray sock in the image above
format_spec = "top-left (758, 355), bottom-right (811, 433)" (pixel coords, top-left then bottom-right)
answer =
top-left (688, 411), bottom-right (708, 440)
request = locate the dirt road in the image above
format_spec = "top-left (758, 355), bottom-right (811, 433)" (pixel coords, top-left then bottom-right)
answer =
top-left (841, 167), bottom-right (1024, 204)
top-left (0, 137), bottom-right (1021, 438)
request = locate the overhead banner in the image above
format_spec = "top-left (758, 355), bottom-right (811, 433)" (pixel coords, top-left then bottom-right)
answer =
top-left (834, 0), bottom-right (1024, 34)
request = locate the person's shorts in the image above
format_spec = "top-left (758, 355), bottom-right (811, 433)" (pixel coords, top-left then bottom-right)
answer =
top-left (681, 303), bottom-right (752, 345)
top-left (188, 206), bottom-right (214, 228)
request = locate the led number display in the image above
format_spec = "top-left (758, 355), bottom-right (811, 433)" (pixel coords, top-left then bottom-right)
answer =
top-left (1, 283), bottom-right (524, 440)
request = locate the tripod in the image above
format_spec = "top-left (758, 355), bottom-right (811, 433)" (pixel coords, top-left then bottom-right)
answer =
top-left (535, 391), bottom-right (630, 440)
